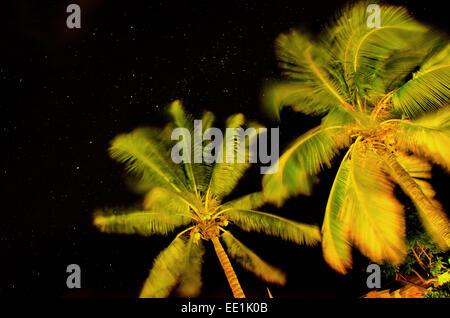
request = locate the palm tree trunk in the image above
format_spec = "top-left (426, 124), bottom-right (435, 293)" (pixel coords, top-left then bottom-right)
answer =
top-left (211, 236), bottom-right (245, 298)
top-left (379, 149), bottom-right (450, 248)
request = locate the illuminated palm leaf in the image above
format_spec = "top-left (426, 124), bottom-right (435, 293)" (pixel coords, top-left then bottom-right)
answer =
top-left (325, 2), bottom-right (428, 102)
top-left (221, 231), bottom-right (286, 285)
top-left (367, 38), bottom-right (442, 102)
top-left (347, 147), bottom-right (406, 264)
top-left (393, 44), bottom-right (450, 118)
top-left (143, 186), bottom-right (198, 219)
top-left (168, 99), bottom-right (194, 130)
top-left (209, 114), bottom-right (260, 198)
top-left (395, 153), bottom-right (432, 180)
top-left (168, 100), bottom-right (214, 194)
top-left (323, 145), bottom-right (407, 273)
top-left (262, 81), bottom-right (332, 118)
top-left (176, 237), bottom-right (205, 297)
top-left (140, 237), bottom-right (186, 298)
top-left (201, 110), bottom-right (215, 131)
top-left (263, 126), bottom-right (347, 206)
top-left (392, 107), bottom-right (450, 171)
top-left (109, 127), bottom-right (189, 194)
top-left (270, 31), bottom-right (353, 115)
top-left (224, 208), bottom-right (321, 245)
top-left (93, 208), bottom-right (188, 236)
top-left (221, 192), bottom-right (265, 211)
top-left (321, 150), bottom-right (353, 274)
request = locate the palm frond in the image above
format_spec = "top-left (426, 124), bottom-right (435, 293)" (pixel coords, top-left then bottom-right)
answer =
top-left (209, 114), bottom-right (257, 198)
top-left (143, 186), bottom-right (198, 219)
top-left (221, 192), bottom-right (265, 211)
top-left (201, 110), bottom-right (215, 132)
top-left (124, 175), bottom-right (154, 195)
top-left (140, 237), bottom-right (186, 298)
top-left (325, 1), bottom-right (428, 101)
top-left (167, 100), bottom-right (213, 194)
top-left (321, 150), bottom-right (353, 274)
top-left (109, 127), bottom-right (189, 194)
top-left (224, 209), bottom-right (320, 246)
top-left (93, 208), bottom-right (187, 237)
top-left (395, 153), bottom-right (432, 179)
top-left (168, 99), bottom-right (194, 129)
top-left (368, 42), bottom-right (440, 101)
top-left (391, 107), bottom-right (450, 171)
top-left (221, 231), bottom-right (286, 285)
top-left (320, 108), bottom-right (360, 127)
top-left (262, 81), bottom-right (330, 118)
top-left (273, 31), bottom-right (353, 114)
top-left (185, 110), bottom-right (216, 194)
top-left (346, 146), bottom-right (406, 264)
top-left (262, 126), bottom-right (347, 206)
top-left (176, 236), bottom-right (205, 297)
top-left (393, 44), bottom-right (450, 118)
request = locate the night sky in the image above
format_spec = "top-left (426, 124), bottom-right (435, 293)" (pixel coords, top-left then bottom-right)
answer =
top-left (1, 0), bottom-right (449, 298)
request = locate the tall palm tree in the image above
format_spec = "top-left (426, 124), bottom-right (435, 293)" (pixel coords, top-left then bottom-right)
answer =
top-left (93, 100), bottom-right (320, 298)
top-left (262, 1), bottom-right (450, 274)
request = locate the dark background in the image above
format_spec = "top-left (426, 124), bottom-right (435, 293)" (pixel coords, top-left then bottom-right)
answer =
top-left (1, 0), bottom-right (448, 298)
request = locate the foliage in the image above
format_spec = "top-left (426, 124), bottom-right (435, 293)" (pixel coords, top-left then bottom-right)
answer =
top-left (262, 1), bottom-right (450, 274)
top-left (425, 282), bottom-right (450, 298)
top-left (381, 209), bottom-right (450, 298)
top-left (94, 101), bottom-right (320, 297)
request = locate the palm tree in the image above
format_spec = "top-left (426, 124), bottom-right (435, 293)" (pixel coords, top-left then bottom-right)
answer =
top-left (93, 100), bottom-right (320, 298)
top-left (262, 1), bottom-right (450, 274)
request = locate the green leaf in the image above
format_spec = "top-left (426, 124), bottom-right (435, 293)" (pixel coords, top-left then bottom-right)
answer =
top-left (325, 1), bottom-right (428, 100)
top-left (225, 209), bottom-right (321, 246)
top-left (93, 208), bottom-right (188, 236)
top-left (167, 100), bottom-right (210, 194)
top-left (391, 107), bottom-right (450, 171)
top-left (392, 43), bottom-right (450, 117)
top-left (262, 126), bottom-right (346, 206)
top-left (140, 237), bottom-right (186, 298)
top-left (176, 237), bottom-right (205, 297)
top-left (168, 99), bottom-right (193, 130)
top-left (262, 80), bottom-right (331, 118)
top-left (322, 142), bottom-right (408, 273)
top-left (321, 150), bottom-right (353, 274)
top-left (222, 192), bottom-right (266, 211)
top-left (347, 145), bottom-right (406, 264)
top-left (209, 114), bottom-right (257, 198)
top-left (221, 231), bottom-right (286, 285)
top-left (109, 127), bottom-right (189, 194)
top-left (201, 110), bottom-right (215, 132)
top-left (438, 271), bottom-right (450, 286)
top-left (143, 186), bottom-right (198, 220)
top-left (393, 64), bottom-right (450, 118)
top-left (273, 31), bottom-right (353, 113)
